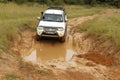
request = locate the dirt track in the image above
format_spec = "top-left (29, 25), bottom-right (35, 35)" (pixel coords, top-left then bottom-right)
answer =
top-left (1, 11), bottom-right (120, 80)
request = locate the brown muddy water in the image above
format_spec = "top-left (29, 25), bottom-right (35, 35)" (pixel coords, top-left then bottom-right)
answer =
top-left (22, 28), bottom-right (76, 65)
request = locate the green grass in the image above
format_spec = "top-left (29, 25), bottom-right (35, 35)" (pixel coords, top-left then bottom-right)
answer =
top-left (79, 10), bottom-right (120, 45)
top-left (4, 73), bottom-right (19, 80)
top-left (37, 70), bottom-right (49, 75)
top-left (0, 3), bottom-right (46, 51)
top-left (0, 3), bottom-right (106, 51)
top-left (65, 5), bottom-right (107, 18)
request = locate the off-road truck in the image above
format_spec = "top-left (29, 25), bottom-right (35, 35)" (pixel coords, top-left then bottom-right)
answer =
top-left (36, 7), bottom-right (67, 42)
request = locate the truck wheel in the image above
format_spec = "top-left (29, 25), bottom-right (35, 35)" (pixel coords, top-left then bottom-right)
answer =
top-left (60, 28), bottom-right (67, 42)
top-left (36, 34), bottom-right (40, 41)
top-left (60, 35), bottom-right (66, 42)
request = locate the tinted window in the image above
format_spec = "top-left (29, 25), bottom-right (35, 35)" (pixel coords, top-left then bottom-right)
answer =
top-left (42, 14), bottom-right (63, 22)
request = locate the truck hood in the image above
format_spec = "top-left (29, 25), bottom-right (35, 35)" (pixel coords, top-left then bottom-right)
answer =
top-left (38, 21), bottom-right (66, 28)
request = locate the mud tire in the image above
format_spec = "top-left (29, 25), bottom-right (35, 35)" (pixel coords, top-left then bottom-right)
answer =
top-left (60, 35), bottom-right (66, 42)
top-left (60, 27), bottom-right (67, 42)
top-left (36, 34), bottom-right (41, 41)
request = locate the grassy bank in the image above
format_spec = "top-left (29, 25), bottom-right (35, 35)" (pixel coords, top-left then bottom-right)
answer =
top-left (0, 3), bottom-right (106, 51)
top-left (0, 3), bottom-right (45, 51)
top-left (79, 9), bottom-right (120, 45)
top-left (66, 5), bottom-right (106, 18)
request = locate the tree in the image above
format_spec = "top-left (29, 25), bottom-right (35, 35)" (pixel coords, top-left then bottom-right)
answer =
top-left (91, 0), bottom-right (97, 6)
top-left (53, 0), bottom-right (64, 5)
top-left (13, 0), bottom-right (28, 4)
top-left (0, 0), bottom-right (8, 3)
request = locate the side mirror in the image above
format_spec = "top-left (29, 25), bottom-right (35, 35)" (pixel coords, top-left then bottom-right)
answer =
top-left (65, 18), bottom-right (68, 22)
top-left (37, 17), bottom-right (40, 20)
top-left (65, 16), bottom-right (68, 22)
top-left (41, 12), bottom-right (43, 15)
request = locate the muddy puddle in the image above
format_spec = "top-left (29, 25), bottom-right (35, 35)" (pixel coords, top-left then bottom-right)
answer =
top-left (23, 41), bottom-right (74, 62)
top-left (22, 29), bottom-right (76, 65)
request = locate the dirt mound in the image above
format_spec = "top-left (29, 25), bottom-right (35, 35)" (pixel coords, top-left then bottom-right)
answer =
top-left (77, 51), bottom-right (113, 66)
top-left (107, 68), bottom-right (120, 80)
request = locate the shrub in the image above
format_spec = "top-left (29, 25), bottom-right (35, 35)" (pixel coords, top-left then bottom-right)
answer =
top-left (0, 0), bottom-right (8, 3)
top-left (13, 0), bottom-right (28, 4)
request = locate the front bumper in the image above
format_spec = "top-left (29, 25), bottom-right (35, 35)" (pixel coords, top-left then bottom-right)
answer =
top-left (37, 29), bottom-right (65, 38)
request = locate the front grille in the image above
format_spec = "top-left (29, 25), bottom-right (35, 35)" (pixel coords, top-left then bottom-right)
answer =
top-left (44, 27), bottom-right (58, 32)
top-left (42, 32), bottom-right (58, 37)
top-left (42, 32), bottom-right (57, 35)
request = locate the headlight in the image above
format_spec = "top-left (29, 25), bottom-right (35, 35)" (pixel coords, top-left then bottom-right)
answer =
top-left (37, 27), bottom-right (43, 30)
top-left (58, 27), bottom-right (64, 31)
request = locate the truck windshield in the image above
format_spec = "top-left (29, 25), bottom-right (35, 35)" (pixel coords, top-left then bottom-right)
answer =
top-left (42, 14), bottom-right (63, 22)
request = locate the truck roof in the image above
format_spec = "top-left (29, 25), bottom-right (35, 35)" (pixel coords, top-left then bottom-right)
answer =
top-left (44, 9), bottom-right (64, 15)
top-left (44, 7), bottom-right (65, 15)
top-left (47, 7), bottom-right (65, 11)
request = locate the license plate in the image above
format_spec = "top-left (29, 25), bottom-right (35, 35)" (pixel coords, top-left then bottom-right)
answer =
top-left (45, 31), bottom-right (55, 34)
top-left (45, 28), bottom-right (56, 32)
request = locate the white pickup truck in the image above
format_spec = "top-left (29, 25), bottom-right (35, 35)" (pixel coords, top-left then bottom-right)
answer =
top-left (36, 7), bottom-right (67, 42)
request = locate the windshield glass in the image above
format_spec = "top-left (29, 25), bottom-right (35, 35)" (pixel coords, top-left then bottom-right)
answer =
top-left (42, 14), bottom-right (63, 22)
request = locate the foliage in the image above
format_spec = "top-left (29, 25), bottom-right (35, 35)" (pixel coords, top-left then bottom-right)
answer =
top-left (0, 0), bottom-right (120, 7)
